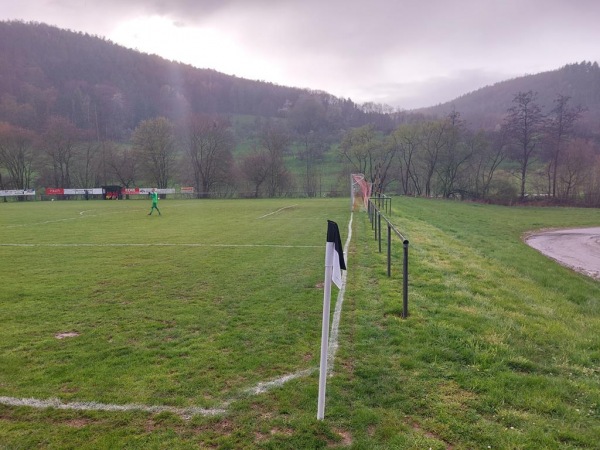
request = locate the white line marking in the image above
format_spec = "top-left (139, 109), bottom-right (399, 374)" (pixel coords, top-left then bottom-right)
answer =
top-left (0, 243), bottom-right (320, 248)
top-left (244, 368), bottom-right (316, 395)
top-left (0, 368), bottom-right (319, 419)
top-left (0, 396), bottom-right (225, 420)
top-left (257, 205), bottom-right (298, 219)
top-left (327, 213), bottom-right (352, 374)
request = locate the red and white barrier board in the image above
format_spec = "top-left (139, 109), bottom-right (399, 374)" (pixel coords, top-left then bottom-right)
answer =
top-left (46, 188), bottom-right (103, 195)
top-left (0, 189), bottom-right (36, 197)
top-left (122, 188), bottom-right (176, 195)
top-left (45, 187), bottom-right (180, 196)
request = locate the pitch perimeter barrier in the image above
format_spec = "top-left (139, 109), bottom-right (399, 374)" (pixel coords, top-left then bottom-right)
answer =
top-left (368, 198), bottom-right (409, 318)
top-left (370, 193), bottom-right (392, 215)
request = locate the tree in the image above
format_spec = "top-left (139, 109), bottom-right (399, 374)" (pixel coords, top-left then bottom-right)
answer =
top-left (469, 129), bottom-right (507, 199)
top-left (40, 116), bottom-right (80, 188)
top-left (545, 94), bottom-right (583, 198)
top-left (71, 140), bottom-right (102, 188)
top-left (240, 150), bottom-right (270, 197)
top-left (557, 138), bottom-right (595, 201)
top-left (503, 91), bottom-right (545, 200)
top-left (133, 117), bottom-right (177, 189)
top-left (339, 125), bottom-right (382, 185)
top-left (181, 114), bottom-right (234, 198)
top-left (390, 123), bottom-right (422, 195)
top-left (435, 111), bottom-right (472, 198)
top-left (0, 122), bottom-right (37, 190)
top-left (251, 121), bottom-right (293, 198)
top-left (288, 96), bottom-right (327, 197)
top-left (104, 141), bottom-right (138, 189)
top-left (418, 119), bottom-right (448, 197)
top-left (288, 94), bottom-right (328, 136)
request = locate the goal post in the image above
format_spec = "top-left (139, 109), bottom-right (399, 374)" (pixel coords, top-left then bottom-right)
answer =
top-left (351, 174), bottom-right (372, 211)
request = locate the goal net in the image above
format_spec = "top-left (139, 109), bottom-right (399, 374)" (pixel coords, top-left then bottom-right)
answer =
top-left (351, 174), bottom-right (372, 211)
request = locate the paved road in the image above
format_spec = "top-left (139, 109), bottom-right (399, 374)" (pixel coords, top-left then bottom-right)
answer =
top-left (525, 227), bottom-right (600, 279)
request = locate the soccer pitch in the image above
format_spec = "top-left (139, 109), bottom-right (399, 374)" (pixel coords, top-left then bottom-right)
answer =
top-left (0, 198), bottom-right (351, 416)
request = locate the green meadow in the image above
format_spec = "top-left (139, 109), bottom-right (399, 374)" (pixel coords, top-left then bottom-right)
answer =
top-left (0, 197), bottom-right (599, 449)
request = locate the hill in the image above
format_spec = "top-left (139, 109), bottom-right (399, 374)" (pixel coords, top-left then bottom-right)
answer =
top-left (3, 21), bottom-right (599, 138)
top-left (0, 21), bottom-right (386, 140)
top-left (416, 62), bottom-right (600, 131)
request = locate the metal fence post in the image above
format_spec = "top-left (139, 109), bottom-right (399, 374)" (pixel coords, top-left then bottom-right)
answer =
top-left (387, 224), bottom-right (392, 277)
top-left (367, 198), bottom-right (410, 318)
top-left (402, 239), bottom-right (409, 318)
top-left (378, 212), bottom-right (382, 253)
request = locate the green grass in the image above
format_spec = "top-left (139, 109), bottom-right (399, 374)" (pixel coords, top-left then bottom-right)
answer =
top-left (1, 197), bottom-right (599, 448)
top-left (341, 198), bottom-right (600, 449)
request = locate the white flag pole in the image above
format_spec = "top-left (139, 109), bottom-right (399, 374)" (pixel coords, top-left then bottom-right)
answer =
top-left (317, 241), bottom-right (334, 420)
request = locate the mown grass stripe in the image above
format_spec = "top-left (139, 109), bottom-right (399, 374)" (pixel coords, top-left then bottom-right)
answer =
top-left (0, 243), bottom-right (321, 248)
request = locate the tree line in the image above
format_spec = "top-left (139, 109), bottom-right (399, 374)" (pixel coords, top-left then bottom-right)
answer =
top-left (341, 91), bottom-right (600, 205)
top-left (0, 113), bottom-right (286, 198)
top-left (1, 90), bottom-right (599, 204)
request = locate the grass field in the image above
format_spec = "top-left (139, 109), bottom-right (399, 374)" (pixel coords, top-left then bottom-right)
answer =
top-left (1, 197), bottom-right (600, 449)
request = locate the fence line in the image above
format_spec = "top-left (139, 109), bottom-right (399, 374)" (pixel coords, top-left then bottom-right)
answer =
top-left (368, 197), bottom-right (409, 318)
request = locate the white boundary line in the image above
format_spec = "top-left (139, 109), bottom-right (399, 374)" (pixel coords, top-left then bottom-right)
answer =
top-left (0, 214), bottom-right (353, 418)
top-left (244, 368), bottom-right (317, 395)
top-left (327, 213), bottom-right (353, 374)
top-left (0, 243), bottom-right (320, 248)
top-left (257, 204), bottom-right (298, 219)
top-left (0, 396), bottom-right (226, 420)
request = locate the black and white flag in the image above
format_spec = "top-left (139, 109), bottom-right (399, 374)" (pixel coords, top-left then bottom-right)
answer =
top-left (326, 220), bottom-right (346, 289)
top-left (318, 220), bottom-right (347, 420)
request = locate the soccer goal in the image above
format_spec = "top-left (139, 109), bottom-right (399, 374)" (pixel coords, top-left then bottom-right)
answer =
top-left (351, 173), bottom-right (372, 211)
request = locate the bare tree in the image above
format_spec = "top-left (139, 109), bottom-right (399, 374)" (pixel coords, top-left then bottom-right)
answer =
top-left (469, 129), bottom-right (507, 199)
top-left (339, 125), bottom-right (380, 182)
top-left (390, 124), bottom-right (422, 195)
top-left (133, 117), bottom-right (177, 189)
top-left (181, 114), bottom-right (234, 198)
top-left (71, 140), bottom-right (103, 188)
top-left (240, 150), bottom-right (270, 197)
top-left (418, 120), bottom-right (448, 197)
top-left (104, 141), bottom-right (138, 189)
top-left (0, 122), bottom-right (37, 190)
top-left (287, 96), bottom-right (330, 196)
top-left (545, 95), bottom-right (584, 198)
top-left (502, 91), bottom-right (545, 200)
top-left (557, 138), bottom-right (595, 201)
top-left (258, 121), bottom-right (292, 197)
top-left (41, 116), bottom-right (80, 188)
top-left (435, 111), bottom-right (472, 198)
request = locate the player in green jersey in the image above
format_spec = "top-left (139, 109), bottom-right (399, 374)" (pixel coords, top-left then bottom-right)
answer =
top-left (148, 188), bottom-right (161, 215)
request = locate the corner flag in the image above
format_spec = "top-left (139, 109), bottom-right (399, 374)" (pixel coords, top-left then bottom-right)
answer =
top-left (318, 220), bottom-right (346, 420)
top-left (327, 220), bottom-right (346, 289)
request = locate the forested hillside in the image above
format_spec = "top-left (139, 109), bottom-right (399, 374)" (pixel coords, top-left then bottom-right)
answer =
top-left (418, 62), bottom-right (600, 131)
top-left (0, 21), bottom-right (391, 140)
top-left (2, 20), bottom-right (600, 205)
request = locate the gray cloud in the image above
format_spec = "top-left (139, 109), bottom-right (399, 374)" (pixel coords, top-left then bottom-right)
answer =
top-left (2, 1), bottom-right (600, 108)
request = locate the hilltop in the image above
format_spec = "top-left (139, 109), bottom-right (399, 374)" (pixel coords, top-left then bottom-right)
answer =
top-left (415, 62), bottom-right (600, 131)
top-left (0, 21), bottom-right (389, 140)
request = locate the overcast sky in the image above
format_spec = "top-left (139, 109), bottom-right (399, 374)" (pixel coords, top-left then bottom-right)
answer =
top-left (2, 1), bottom-right (600, 109)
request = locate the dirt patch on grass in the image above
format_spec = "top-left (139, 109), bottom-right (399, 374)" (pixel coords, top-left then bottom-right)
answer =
top-left (329, 428), bottom-right (353, 447)
top-left (65, 418), bottom-right (92, 428)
